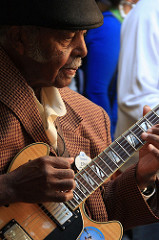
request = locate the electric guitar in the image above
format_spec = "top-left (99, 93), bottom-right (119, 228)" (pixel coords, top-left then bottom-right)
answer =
top-left (0, 104), bottom-right (159, 240)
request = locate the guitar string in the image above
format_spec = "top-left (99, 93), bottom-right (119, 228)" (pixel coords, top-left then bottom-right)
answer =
top-left (69, 108), bottom-right (159, 207)
top-left (104, 111), bottom-right (159, 167)
top-left (21, 110), bottom-right (159, 236)
top-left (39, 108), bottom-right (158, 212)
top-left (28, 110), bottom-right (159, 229)
top-left (71, 109), bottom-right (159, 205)
top-left (2, 109), bottom-right (159, 239)
top-left (103, 113), bottom-right (159, 172)
top-left (115, 112), bottom-right (159, 160)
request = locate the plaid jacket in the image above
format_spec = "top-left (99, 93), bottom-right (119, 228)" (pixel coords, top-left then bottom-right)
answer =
top-left (0, 46), bottom-right (159, 230)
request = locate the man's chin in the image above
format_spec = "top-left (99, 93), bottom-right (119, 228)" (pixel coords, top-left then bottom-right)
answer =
top-left (54, 77), bottom-right (73, 88)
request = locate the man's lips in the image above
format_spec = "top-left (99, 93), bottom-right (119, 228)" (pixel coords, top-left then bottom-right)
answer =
top-left (62, 67), bottom-right (77, 77)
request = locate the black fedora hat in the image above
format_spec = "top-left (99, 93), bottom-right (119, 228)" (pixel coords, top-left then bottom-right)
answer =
top-left (0, 0), bottom-right (103, 30)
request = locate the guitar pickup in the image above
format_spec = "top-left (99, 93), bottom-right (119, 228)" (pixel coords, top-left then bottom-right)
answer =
top-left (40, 203), bottom-right (79, 230)
top-left (0, 219), bottom-right (33, 240)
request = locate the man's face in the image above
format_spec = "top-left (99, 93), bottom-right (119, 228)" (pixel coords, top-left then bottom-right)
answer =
top-left (22, 27), bottom-right (87, 88)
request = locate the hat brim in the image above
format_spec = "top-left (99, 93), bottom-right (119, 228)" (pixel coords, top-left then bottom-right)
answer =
top-left (0, 0), bottom-right (103, 30)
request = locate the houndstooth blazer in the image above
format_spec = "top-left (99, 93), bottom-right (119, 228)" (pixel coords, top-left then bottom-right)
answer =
top-left (0, 46), bottom-right (159, 230)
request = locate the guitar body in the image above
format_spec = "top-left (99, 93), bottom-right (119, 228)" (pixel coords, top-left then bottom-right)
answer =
top-left (0, 143), bottom-right (122, 240)
top-left (78, 205), bottom-right (123, 240)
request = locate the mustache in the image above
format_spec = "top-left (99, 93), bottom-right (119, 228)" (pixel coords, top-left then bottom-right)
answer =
top-left (64, 58), bottom-right (82, 69)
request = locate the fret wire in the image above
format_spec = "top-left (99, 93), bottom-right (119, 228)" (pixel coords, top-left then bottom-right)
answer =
top-left (94, 156), bottom-right (110, 174)
top-left (68, 107), bottom-right (159, 210)
top-left (119, 116), bottom-right (152, 152)
top-left (145, 107), bottom-right (158, 122)
top-left (73, 186), bottom-right (85, 202)
top-left (132, 127), bottom-right (143, 140)
top-left (151, 109), bottom-right (159, 118)
top-left (75, 186), bottom-right (87, 199)
top-left (75, 176), bottom-right (91, 195)
top-left (115, 139), bottom-right (131, 157)
top-left (153, 115), bottom-right (159, 124)
top-left (116, 136), bottom-right (135, 156)
top-left (92, 158), bottom-right (109, 177)
top-left (68, 198), bottom-right (77, 209)
top-left (122, 134), bottom-right (137, 151)
top-left (97, 155), bottom-right (115, 176)
top-left (134, 122), bottom-right (147, 140)
top-left (103, 149), bottom-right (120, 168)
top-left (110, 141), bottom-right (130, 161)
top-left (82, 167), bottom-right (98, 188)
top-left (143, 116), bottom-right (153, 126)
top-left (72, 192), bottom-right (81, 205)
top-left (109, 145), bottom-right (125, 163)
top-left (70, 199), bottom-right (79, 209)
top-left (87, 163), bottom-right (105, 182)
top-left (148, 111), bottom-right (159, 125)
top-left (111, 142), bottom-right (130, 161)
top-left (112, 108), bottom-right (159, 168)
top-left (146, 110), bottom-right (156, 120)
top-left (129, 128), bottom-right (144, 145)
top-left (98, 155), bottom-right (114, 173)
top-left (135, 122), bottom-right (147, 132)
top-left (133, 120), bottom-right (147, 134)
top-left (148, 115), bottom-right (158, 124)
top-left (150, 114), bottom-right (159, 124)
top-left (78, 171), bottom-right (95, 191)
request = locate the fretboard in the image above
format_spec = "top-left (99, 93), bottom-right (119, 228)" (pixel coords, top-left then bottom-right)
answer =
top-left (66, 105), bottom-right (159, 211)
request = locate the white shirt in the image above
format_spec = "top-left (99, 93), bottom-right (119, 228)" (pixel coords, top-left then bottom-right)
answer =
top-left (115, 0), bottom-right (159, 171)
top-left (34, 87), bottom-right (67, 149)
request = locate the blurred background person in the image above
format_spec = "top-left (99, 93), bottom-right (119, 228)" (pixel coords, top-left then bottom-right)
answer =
top-left (69, 0), bottom-right (137, 141)
top-left (115, 0), bottom-right (159, 239)
top-left (82, 0), bottom-right (122, 141)
top-left (119, 0), bottom-right (137, 18)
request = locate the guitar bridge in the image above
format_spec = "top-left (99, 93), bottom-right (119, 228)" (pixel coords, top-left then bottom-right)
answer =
top-left (0, 219), bottom-right (33, 240)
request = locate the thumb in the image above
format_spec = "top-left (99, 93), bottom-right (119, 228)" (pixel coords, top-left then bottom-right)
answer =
top-left (143, 105), bottom-right (151, 116)
top-left (67, 157), bottom-right (74, 165)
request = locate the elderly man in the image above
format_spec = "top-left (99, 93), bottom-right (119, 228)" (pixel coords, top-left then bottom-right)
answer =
top-left (0, 0), bottom-right (159, 239)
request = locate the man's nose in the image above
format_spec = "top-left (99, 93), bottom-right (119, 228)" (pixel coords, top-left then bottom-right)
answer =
top-left (72, 32), bottom-right (88, 58)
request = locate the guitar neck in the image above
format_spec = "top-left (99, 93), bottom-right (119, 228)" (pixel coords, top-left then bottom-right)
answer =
top-left (66, 105), bottom-right (159, 211)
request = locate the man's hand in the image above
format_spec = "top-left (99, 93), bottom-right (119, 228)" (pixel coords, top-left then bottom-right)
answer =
top-left (136, 105), bottom-right (159, 190)
top-left (0, 156), bottom-right (75, 205)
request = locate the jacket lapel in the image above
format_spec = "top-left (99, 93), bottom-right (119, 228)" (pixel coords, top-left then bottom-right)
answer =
top-left (58, 99), bottom-right (91, 158)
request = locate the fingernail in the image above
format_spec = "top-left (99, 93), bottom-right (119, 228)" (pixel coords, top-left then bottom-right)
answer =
top-left (141, 132), bottom-right (148, 140)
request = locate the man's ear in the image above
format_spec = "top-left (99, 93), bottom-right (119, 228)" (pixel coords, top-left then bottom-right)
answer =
top-left (6, 26), bottom-right (24, 55)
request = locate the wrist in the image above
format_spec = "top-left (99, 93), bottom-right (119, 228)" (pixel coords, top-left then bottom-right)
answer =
top-left (0, 173), bottom-right (16, 206)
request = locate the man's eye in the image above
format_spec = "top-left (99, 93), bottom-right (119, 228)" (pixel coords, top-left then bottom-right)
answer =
top-left (63, 35), bottom-right (75, 43)
top-left (65, 37), bottom-right (74, 41)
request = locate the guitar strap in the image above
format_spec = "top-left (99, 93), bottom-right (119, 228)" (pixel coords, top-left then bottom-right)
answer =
top-left (55, 118), bottom-right (71, 158)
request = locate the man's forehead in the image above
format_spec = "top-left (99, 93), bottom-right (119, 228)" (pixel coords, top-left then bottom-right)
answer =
top-left (38, 28), bottom-right (87, 36)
